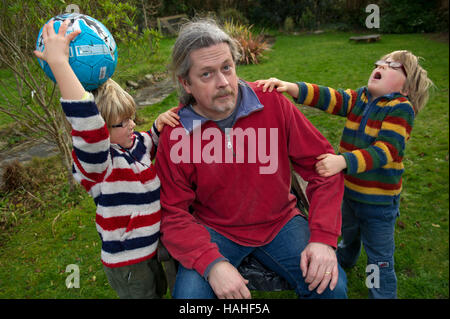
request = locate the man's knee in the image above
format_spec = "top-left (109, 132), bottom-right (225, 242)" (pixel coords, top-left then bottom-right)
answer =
top-left (329, 271), bottom-right (348, 298)
top-left (310, 267), bottom-right (348, 299)
top-left (172, 266), bottom-right (216, 299)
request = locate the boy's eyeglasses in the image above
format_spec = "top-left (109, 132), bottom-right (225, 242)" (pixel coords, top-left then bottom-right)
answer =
top-left (111, 117), bottom-right (135, 128)
top-left (374, 60), bottom-right (407, 77)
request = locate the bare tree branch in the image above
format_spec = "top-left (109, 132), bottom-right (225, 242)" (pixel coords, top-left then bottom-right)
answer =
top-left (0, 23), bottom-right (75, 186)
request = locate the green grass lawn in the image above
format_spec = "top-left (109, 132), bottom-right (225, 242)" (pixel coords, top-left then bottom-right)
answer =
top-left (0, 32), bottom-right (448, 299)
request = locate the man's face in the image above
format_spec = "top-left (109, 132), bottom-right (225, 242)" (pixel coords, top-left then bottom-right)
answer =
top-left (180, 42), bottom-right (239, 121)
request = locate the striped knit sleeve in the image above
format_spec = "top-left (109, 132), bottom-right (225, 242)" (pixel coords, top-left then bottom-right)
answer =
top-left (295, 82), bottom-right (359, 117)
top-left (61, 94), bottom-right (111, 183)
top-left (150, 121), bottom-right (160, 146)
top-left (342, 98), bottom-right (415, 174)
top-left (139, 121), bottom-right (160, 161)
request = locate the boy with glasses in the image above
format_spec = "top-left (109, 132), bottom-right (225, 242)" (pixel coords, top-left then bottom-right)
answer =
top-left (256, 50), bottom-right (433, 298)
top-left (34, 19), bottom-right (179, 298)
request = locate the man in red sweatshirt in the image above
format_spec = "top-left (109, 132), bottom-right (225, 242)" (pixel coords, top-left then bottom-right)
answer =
top-left (155, 19), bottom-right (347, 299)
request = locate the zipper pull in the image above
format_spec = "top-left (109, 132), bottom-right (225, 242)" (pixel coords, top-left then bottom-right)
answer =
top-left (226, 132), bottom-right (235, 157)
top-left (225, 130), bottom-right (233, 149)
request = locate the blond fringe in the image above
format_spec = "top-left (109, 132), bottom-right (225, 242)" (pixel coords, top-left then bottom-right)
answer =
top-left (93, 78), bottom-right (136, 126)
top-left (382, 50), bottom-right (434, 114)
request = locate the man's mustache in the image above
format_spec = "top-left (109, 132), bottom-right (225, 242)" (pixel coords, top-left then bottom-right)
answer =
top-left (213, 89), bottom-right (234, 99)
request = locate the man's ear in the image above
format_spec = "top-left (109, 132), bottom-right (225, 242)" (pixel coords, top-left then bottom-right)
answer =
top-left (178, 76), bottom-right (192, 94)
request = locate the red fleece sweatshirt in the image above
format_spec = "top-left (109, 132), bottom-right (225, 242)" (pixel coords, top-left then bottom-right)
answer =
top-left (155, 81), bottom-right (344, 277)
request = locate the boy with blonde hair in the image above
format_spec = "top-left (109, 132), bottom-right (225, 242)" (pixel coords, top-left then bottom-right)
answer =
top-left (256, 50), bottom-right (433, 298)
top-left (34, 19), bottom-right (179, 298)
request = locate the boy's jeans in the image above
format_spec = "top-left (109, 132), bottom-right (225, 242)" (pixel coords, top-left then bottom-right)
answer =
top-left (336, 195), bottom-right (400, 299)
top-left (172, 215), bottom-right (348, 299)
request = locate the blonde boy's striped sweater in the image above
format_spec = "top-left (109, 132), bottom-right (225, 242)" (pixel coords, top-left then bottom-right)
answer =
top-left (295, 82), bottom-right (415, 205)
top-left (61, 94), bottom-right (161, 268)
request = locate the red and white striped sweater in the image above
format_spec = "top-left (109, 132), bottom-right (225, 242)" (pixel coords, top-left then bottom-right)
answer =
top-left (61, 94), bottom-right (161, 268)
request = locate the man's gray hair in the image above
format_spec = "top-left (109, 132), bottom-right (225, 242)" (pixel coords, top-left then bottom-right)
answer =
top-left (170, 19), bottom-right (241, 105)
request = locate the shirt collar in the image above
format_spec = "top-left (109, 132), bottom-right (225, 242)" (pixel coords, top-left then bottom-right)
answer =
top-left (364, 86), bottom-right (407, 103)
top-left (178, 79), bottom-right (264, 134)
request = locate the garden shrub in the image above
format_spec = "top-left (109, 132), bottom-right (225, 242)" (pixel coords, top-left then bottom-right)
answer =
top-left (380, 0), bottom-right (447, 33)
top-left (284, 16), bottom-right (295, 33)
top-left (219, 8), bottom-right (249, 25)
top-left (299, 7), bottom-right (315, 31)
top-left (223, 20), bottom-right (269, 65)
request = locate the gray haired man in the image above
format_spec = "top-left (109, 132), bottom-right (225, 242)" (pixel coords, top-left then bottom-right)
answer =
top-left (155, 19), bottom-right (348, 299)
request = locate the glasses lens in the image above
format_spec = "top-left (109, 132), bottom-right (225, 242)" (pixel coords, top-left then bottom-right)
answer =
top-left (389, 61), bottom-right (406, 76)
top-left (111, 115), bottom-right (135, 128)
top-left (124, 116), bottom-right (135, 127)
top-left (374, 60), bottom-right (406, 76)
top-left (389, 61), bottom-right (400, 68)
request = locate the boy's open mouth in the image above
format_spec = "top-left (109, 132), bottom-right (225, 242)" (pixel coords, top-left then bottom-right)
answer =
top-left (374, 72), bottom-right (382, 80)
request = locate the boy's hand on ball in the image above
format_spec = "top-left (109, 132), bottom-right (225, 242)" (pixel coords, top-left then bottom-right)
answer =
top-left (34, 19), bottom-right (80, 66)
top-left (34, 19), bottom-right (85, 100)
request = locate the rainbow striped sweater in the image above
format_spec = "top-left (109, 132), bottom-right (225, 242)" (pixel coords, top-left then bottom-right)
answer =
top-left (295, 82), bottom-right (415, 205)
top-left (61, 94), bottom-right (161, 268)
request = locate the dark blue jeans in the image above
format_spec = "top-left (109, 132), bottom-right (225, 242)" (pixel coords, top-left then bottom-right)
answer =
top-left (336, 195), bottom-right (400, 299)
top-left (172, 215), bottom-right (348, 299)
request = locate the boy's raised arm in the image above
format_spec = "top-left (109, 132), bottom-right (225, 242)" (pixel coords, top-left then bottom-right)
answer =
top-left (255, 78), bottom-right (299, 99)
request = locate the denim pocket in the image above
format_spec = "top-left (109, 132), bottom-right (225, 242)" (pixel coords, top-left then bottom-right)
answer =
top-left (380, 195), bottom-right (401, 222)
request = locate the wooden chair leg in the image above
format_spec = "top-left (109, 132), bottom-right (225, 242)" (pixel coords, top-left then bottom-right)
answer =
top-left (157, 241), bottom-right (178, 296)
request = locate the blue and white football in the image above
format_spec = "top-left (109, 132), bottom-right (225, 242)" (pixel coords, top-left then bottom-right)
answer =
top-left (36, 13), bottom-right (118, 91)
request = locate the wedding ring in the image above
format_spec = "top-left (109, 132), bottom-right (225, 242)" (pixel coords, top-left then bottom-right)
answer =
top-left (324, 271), bottom-right (331, 275)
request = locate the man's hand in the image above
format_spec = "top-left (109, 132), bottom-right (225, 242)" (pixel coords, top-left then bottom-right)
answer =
top-left (300, 242), bottom-right (339, 294)
top-left (208, 261), bottom-right (251, 299)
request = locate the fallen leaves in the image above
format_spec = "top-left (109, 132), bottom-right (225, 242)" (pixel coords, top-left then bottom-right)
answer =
top-left (397, 220), bottom-right (406, 229)
top-left (396, 220), bottom-right (443, 230)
